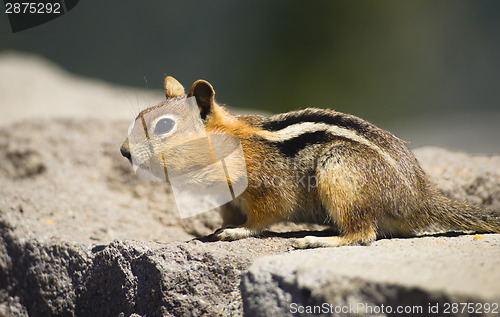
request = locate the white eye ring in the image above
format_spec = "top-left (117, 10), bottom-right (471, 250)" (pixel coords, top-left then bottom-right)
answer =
top-left (151, 115), bottom-right (177, 136)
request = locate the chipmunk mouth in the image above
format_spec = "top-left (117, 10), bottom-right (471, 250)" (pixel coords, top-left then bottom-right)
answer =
top-left (129, 157), bottom-right (169, 182)
top-left (121, 137), bottom-right (156, 168)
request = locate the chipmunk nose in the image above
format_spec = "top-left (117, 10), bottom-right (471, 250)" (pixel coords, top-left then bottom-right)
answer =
top-left (120, 139), bottom-right (132, 161)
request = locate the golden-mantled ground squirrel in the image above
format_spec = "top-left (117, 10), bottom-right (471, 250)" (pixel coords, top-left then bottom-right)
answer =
top-left (120, 76), bottom-right (500, 248)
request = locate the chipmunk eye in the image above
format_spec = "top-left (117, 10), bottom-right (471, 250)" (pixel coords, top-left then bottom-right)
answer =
top-left (154, 117), bottom-right (176, 135)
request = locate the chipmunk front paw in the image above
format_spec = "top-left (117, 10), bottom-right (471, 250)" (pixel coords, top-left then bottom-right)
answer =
top-left (209, 226), bottom-right (256, 241)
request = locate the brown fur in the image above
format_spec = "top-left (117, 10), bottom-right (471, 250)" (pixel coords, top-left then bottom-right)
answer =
top-left (121, 76), bottom-right (500, 248)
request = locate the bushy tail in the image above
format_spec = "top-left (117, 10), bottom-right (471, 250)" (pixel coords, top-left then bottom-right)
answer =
top-left (427, 195), bottom-right (500, 233)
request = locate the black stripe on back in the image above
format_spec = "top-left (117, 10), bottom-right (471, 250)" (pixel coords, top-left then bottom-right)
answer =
top-left (261, 110), bottom-right (369, 134)
top-left (262, 130), bottom-right (356, 158)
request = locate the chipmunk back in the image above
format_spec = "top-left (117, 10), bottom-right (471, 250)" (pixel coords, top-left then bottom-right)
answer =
top-left (120, 76), bottom-right (500, 247)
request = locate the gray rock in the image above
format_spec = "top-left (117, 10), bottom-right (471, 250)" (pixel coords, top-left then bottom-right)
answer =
top-left (0, 117), bottom-right (498, 317)
top-left (413, 147), bottom-right (500, 209)
top-left (0, 118), bottom-right (295, 316)
top-left (0, 54), bottom-right (499, 316)
top-left (0, 227), bottom-right (291, 317)
top-left (242, 235), bottom-right (500, 317)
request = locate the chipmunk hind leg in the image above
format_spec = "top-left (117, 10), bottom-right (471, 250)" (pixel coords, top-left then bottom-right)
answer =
top-left (292, 208), bottom-right (377, 248)
top-left (293, 158), bottom-right (377, 248)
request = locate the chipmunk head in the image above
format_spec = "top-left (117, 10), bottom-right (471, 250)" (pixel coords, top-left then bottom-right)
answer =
top-left (120, 76), bottom-right (220, 181)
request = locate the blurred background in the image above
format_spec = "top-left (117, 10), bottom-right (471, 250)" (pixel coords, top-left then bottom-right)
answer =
top-left (0, 0), bottom-right (499, 153)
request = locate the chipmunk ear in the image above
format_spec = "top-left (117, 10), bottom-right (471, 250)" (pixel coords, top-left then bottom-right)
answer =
top-left (164, 76), bottom-right (185, 99)
top-left (188, 80), bottom-right (215, 120)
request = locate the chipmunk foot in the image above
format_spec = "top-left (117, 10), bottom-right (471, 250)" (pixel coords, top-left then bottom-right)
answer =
top-left (209, 226), bottom-right (257, 241)
top-left (292, 234), bottom-right (375, 249)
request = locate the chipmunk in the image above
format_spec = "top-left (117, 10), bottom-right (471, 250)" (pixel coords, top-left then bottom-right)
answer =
top-left (120, 76), bottom-right (500, 248)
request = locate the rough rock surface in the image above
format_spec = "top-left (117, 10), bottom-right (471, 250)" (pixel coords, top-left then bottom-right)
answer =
top-left (242, 235), bottom-right (500, 317)
top-left (1, 53), bottom-right (499, 316)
